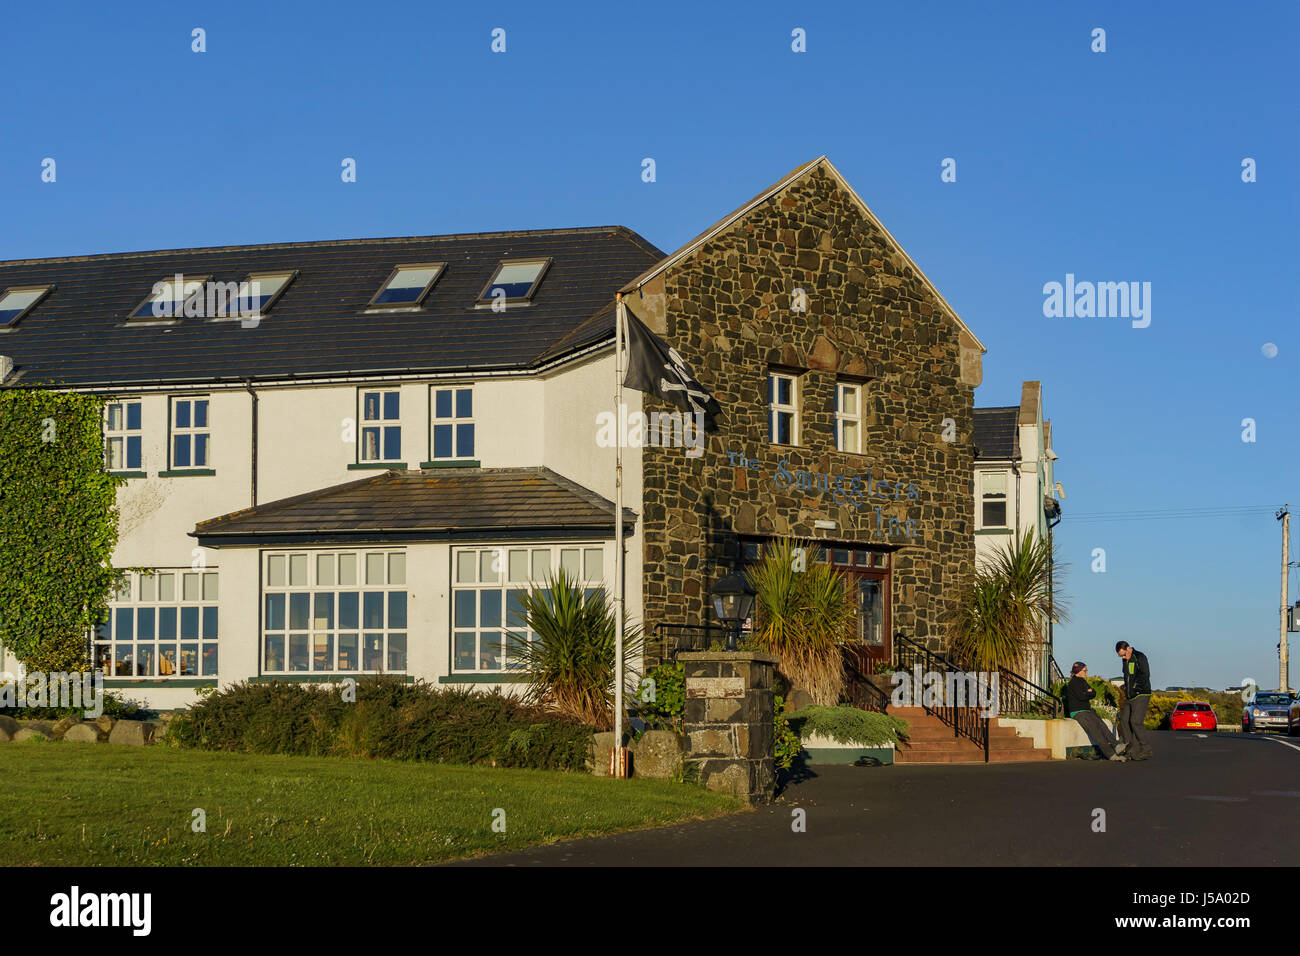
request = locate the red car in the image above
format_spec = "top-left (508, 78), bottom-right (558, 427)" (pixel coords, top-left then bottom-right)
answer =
top-left (1170, 701), bottom-right (1218, 731)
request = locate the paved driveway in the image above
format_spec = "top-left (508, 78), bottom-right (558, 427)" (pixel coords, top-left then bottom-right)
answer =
top-left (459, 731), bottom-right (1300, 866)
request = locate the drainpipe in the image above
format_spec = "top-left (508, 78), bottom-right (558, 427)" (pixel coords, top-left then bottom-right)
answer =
top-left (245, 379), bottom-right (258, 507)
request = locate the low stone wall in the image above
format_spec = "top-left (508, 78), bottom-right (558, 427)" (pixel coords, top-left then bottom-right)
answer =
top-left (0, 714), bottom-right (168, 746)
top-left (996, 716), bottom-right (1116, 759)
top-left (590, 730), bottom-right (684, 779)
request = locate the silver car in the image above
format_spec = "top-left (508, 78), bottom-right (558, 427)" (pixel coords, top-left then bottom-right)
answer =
top-left (1243, 692), bottom-right (1293, 733)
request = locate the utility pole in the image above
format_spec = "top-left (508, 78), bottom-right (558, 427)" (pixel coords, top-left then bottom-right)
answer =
top-left (1278, 506), bottom-right (1290, 693)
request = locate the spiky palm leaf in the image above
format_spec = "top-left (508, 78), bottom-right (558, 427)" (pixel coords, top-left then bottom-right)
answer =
top-left (511, 568), bottom-right (642, 730)
top-left (745, 538), bottom-right (854, 705)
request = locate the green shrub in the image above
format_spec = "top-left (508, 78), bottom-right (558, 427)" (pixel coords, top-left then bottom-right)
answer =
top-left (773, 695), bottom-right (803, 771)
top-left (637, 662), bottom-right (685, 733)
top-left (1049, 676), bottom-right (1118, 710)
top-left (788, 704), bottom-right (910, 747)
top-left (167, 677), bottom-right (592, 771)
top-left (0, 681), bottom-right (146, 721)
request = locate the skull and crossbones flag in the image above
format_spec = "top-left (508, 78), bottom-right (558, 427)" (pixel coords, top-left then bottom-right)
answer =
top-left (621, 310), bottom-right (723, 432)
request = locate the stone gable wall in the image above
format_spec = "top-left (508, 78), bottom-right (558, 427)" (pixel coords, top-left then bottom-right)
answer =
top-left (640, 166), bottom-right (976, 658)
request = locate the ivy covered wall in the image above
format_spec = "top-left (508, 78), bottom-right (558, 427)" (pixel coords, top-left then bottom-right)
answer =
top-left (0, 389), bottom-right (123, 671)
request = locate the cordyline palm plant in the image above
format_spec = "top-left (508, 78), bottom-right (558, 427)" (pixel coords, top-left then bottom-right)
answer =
top-left (745, 538), bottom-right (855, 705)
top-left (950, 528), bottom-right (1067, 673)
top-left (511, 567), bottom-right (642, 731)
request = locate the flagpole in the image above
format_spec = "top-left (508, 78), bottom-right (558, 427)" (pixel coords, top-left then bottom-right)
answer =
top-left (613, 293), bottom-right (626, 777)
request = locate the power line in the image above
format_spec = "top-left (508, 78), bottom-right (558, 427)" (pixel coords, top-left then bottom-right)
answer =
top-left (1065, 505), bottom-right (1275, 524)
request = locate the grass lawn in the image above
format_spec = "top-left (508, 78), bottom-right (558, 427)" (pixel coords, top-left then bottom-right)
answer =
top-left (0, 742), bottom-right (744, 865)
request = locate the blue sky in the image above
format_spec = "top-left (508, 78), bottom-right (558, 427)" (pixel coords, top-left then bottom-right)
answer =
top-left (4, 1), bottom-right (1297, 689)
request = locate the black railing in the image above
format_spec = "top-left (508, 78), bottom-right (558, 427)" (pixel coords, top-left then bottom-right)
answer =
top-left (893, 633), bottom-right (990, 762)
top-left (842, 647), bottom-right (890, 713)
top-left (1048, 655), bottom-right (1066, 690)
top-left (999, 665), bottom-right (1063, 718)
top-left (654, 623), bottom-right (737, 661)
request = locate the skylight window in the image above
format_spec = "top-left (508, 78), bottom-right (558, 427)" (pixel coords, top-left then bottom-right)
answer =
top-left (0, 285), bottom-right (53, 328)
top-left (478, 258), bottom-right (551, 305)
top-left (368, 264), bottom-right (444, 307)
top-left (233, 271), bottom-right (296, 317)
top-left (129, 275), bottom-right (210, 320)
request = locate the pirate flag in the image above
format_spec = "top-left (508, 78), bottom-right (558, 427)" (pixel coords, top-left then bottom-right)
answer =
top-left (622, 311), bottom-right (723, 432)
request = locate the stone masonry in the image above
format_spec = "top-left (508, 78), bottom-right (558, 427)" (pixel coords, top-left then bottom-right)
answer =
top-left (634, 163), bottom-right (979, 660)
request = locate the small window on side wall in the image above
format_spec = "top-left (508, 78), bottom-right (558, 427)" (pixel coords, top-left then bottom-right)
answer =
top-left (980, 472), bottom-right (1008, 528)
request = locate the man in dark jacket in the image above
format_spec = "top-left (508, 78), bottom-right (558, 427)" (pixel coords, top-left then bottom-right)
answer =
top-left (1115, 641), bottom-right (1153, 760)
top-left (1066, 662), bottom-right (1125, 761)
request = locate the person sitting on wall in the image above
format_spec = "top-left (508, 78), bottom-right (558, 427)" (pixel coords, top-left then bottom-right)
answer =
top-left (1067, 662), bottom-right (1126, 762)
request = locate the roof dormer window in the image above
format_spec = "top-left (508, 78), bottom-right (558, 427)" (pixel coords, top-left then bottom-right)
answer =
top-left (0, 285), bottom-right (53, 329)
top-left (477, 258), bottom-right (550, 307)
top-left (129, 275), bottom-right (210, 321)
top-left (231, 271), bottom-right (296, 318)
top-left (368, 263), bottom-right (444, 308)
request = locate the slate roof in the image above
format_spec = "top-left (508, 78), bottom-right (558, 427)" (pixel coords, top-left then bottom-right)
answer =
top-left (0, 227), bottom-right (665, 388)
top-left (973, 406), bottom-right (1020, 460)
top-left (192, 466), bottom-right (636, 546)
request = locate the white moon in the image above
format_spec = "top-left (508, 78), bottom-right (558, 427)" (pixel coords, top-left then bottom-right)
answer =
top-left (1261, 342), bottom-right (1279, 359)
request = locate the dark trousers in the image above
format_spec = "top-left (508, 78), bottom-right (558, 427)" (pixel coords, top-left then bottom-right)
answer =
top-left (1117, 694), bottom-right (1152, 756)
top-left (1072, 710), bottom-right (1118, 758)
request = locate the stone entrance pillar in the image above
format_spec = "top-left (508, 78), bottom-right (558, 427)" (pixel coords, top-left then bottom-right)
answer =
top-left (679, 651), bottom-right (777, 805)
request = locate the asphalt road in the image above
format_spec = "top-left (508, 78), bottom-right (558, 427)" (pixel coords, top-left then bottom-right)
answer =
top-left (462, 730), bottom-right (1300, 866)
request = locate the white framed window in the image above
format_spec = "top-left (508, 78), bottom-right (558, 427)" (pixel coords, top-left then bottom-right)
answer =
top-left (359, 390), bottom-right (401, 462)
top-left (768, 372), bottom-right (798, 445)
top-left (836, 382), bottom-right (862, 453)
top-left (105, 400), bottom-right (143, 471)
top-left (431, 386), bottom-right (474, 460)
top-left (170, 397), bottom-right (211, 469)
top-left (261, 550), bottom-right (407, 674)
top-left (451, 544), bottom-right (605, 673)
top-left (979, 471), bottom-right (1009, 529)
top-left (93, 569), bottom-right (219, 678)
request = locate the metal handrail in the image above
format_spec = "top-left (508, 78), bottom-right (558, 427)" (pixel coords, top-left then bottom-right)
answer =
top-left (841, 647), bottom-right (891, 713)
top-left (998, 663), bottom-right (1064, 717)
top-left (893, 632), bottom-right (990, 762)
top-left (1048, 655), bottom-right (1066, 688)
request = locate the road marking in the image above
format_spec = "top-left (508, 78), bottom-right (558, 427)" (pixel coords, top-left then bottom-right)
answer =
top-left (1197, 734), bottom-right (1207, 738)
top-left (1259, 736), bottom-right (1300, 754)
top-left (1250, 790), bottom-right (1300, 797)
top-left (1187, 795), bottom-right (1247, 802)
